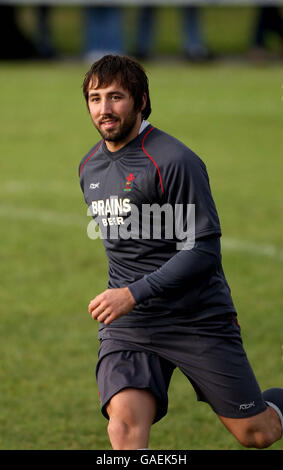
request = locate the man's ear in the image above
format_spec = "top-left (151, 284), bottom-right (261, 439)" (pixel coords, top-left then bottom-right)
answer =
top-left (141, 92), bottom-right (147, 112)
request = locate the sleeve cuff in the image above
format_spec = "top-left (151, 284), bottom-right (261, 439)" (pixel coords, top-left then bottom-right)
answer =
top-left (128, 277), bottom-right (155, 305)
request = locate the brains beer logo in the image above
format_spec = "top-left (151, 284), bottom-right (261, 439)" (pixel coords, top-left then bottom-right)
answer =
top-left (123, 173), bottom-right (135, 192)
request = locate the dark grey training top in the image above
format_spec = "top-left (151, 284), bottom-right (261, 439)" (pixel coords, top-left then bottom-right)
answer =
top-left (79, 123), bottom-right (236, 328)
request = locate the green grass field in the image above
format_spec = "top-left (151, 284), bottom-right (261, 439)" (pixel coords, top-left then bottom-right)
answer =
top-left (0, 59), bottom-right (283, 450)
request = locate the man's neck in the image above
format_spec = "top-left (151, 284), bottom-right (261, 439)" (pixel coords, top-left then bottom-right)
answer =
top-left (105, 117), bottom-right (147, 153)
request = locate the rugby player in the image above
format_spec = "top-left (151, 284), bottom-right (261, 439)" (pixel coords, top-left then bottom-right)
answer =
top-left (79, 55), bottom-right (283, 450)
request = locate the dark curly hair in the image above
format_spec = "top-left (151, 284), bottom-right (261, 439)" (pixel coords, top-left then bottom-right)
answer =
top-left (82, 55), bottom-right (151, 120)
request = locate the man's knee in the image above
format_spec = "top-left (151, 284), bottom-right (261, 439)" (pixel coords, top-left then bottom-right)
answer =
top-left (106, 388), bottom-right (157, 425)
top-left (107, 416), bottom-right (131, 443)
top-left (235, 425), bottom-right (276, 449)
top-left (219, 407), bottom-right (281, 449)
top-left (106, 388), bottom-right (156, 449)
top-left (107, 412), bottom-right (150, 450)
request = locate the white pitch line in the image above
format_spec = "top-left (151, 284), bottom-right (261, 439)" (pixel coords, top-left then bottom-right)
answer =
top-left (0, 205), bottom-right (86, 228)
top-left (221, 238), bottom-right (283, 263)
top-left (1, 180), bottom-right (74, 193)
top-left (0, 204), bottom-right (283, 262)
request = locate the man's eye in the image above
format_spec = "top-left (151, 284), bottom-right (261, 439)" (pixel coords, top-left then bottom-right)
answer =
top-left (112, 95), bottom-right (121, 101)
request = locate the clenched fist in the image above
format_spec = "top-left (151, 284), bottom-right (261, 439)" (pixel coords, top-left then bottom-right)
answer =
top-left (88, 287), bottom-right (136, 325)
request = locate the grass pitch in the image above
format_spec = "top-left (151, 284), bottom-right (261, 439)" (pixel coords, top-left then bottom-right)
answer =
top-left (0, 60), bottom-right (283, 450)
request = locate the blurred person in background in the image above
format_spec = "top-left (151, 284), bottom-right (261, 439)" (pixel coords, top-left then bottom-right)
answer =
top-left (250, 6), bottom-right (283, 61)
top-left (0, 5), bottom-right (38, 59)
top-left (0, 5), bottom-right (56, 60)
top-left (83, 6), bottom-right (124, 62)
top-left (135, 5), bottom-right (213, 62)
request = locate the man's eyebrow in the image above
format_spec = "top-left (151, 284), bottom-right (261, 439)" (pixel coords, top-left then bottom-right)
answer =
top-left (88, 90), bottom-right (126, 97)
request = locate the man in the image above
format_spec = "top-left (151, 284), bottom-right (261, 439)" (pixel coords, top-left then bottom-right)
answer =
top-left (79, 55), bottom-right (283, 450)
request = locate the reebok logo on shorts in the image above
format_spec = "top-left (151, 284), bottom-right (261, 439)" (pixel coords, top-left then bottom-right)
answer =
top-left (239, 401), bottom-right (255, 411)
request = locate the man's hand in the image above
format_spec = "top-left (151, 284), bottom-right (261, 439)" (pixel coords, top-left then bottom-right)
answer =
top-left (88, 287), bottom-right (136, 325)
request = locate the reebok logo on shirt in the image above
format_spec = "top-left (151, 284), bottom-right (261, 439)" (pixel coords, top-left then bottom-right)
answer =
top-left (90, 182), bottom-right (100, 189)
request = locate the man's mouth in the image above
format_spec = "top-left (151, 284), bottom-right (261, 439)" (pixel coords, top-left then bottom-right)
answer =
top-left (100, 118), bottom-right (119, 130)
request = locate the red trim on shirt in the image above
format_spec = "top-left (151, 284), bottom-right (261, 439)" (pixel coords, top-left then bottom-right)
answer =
top-left (141, 127), bottom-right (164, 196)
top-left (79, 140), bottom-right (103, 176)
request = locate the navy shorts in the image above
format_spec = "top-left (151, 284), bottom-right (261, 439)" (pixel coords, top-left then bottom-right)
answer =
top-left (95, 313), bottom-right (267, 423)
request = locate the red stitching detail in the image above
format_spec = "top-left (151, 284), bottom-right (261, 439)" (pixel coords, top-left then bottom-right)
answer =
top-left (141, 127), bottom-right (164, 195)
top-left (79, 140), bottom-right (103, 176)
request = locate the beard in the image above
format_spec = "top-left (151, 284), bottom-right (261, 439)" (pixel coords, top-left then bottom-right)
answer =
top-left (94, 109), bottom-right (139, 144)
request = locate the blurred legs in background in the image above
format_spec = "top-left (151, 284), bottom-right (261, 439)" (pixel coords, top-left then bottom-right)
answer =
top-left (0, 5), bottom-right (39, 59)
top-left (135, 5), bottom-right (213, 62)
top-left (36, 6), bottom-right (56, 59)
top-left (83, 6), bottom-right (123, 62)
top-left (135, 6), bottom-right (156, 60)
top-left (250, 6), bottom-right (283, 61)
top-left (0, 5), bottom-right (56, 60)
top-left (182, 6), bottom-right (213, 61)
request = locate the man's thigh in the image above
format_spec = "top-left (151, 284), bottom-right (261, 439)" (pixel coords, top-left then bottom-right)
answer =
top-left (166, 317), bottom-right (267, 419)
top-left (96, 348), bottom-right (175, 423)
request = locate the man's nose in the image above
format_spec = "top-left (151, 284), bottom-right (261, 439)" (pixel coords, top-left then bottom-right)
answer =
top-left (100, 98), bottom-right (112, 115)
